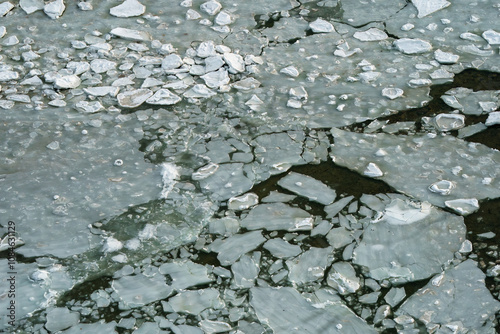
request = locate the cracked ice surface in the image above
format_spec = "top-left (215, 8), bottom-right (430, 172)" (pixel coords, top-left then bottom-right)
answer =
top-left (330, 128), bottom-right (500, 212)
top-left (0, 0), bottom-right (499, 332)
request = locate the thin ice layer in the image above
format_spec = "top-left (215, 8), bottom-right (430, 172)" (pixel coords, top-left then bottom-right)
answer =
top-left (397, 260), bottom-right (500, 332)
top-left (250, 287), bottom-right (376, 333)
top-left (240, 203), bottom-right (314, 231)
top-left (330, 128), bottom-right (500, 212)
top-left (353, 197), bottom-right (466, 283)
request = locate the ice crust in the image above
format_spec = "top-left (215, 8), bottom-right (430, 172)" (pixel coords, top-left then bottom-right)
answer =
top-left (1, 0), bottom-right (499, 332)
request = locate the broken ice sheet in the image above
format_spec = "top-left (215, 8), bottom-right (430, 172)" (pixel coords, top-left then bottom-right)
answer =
top-left (168, 288), bottom-right (224, 315)
top-left (352, 196), bottom-right (466, 283)
top-left (250, 287), bottom-right (376, 333)
top-left (112, 273), bottom-right (172, 309)
top-left (240, 203), bottom-right (314, 232)
top-left (330, 128), bottom-right (500, 212)
top-left (209, 230), bottom-right (265, 266)
top-left (277, 171), bottom-right (336, 205)
top-left (441, 88), bottom-right (500, 115)
top-left (286, 246), bottom-right (334, 284)
top-left (397, 260), bottom-right (500, 332)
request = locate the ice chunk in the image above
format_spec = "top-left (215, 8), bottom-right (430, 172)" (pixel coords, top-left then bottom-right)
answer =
top-left (241, 203), bottom-right (313, 231)
top-left (159, 260), bottom-right (212, 291)
top-left (208, 217), bottom-right (239, 236)
top-left (485, 111), bottom-right (500, 126)
top-left (162, 54), bottom-right (183, 70)
top-left (434, 49), bottom-right (459, 64)
top-left (263, 239), bottom-right (301, 259)
top-left (20, 0), bottom-right (44, 14)
top-left (309, 18), bottom-right (335, 33)
top-left (326, 262), bottom-right (361, 295)
top-left (444, 198), bottom-right (479, 215)
top-left (215, 11), bottom-right (233, 25)
top-left (398, 260), bottom-right (500, 332)
top-left (228, 193), bottom-right (258, 211)
top-left (0, 70), bottom-right (19, 81)
top-left (277, 172), bottom-right (336, 205)
top-left (200, 0), bottom-right (222, 15)
top-left (326, 227), bottom-right (354, 249)
top-left (223, 53), bottom-right (245, 73)
top-left (84, 86), bottom-right (119, 97)
top-left (201, 68), bottom-right (230, 88)
top-left (74, 101), bottom-right (104, 113)
top-left (428, 180), bottom-right (455, 195)
top-left (110, 27), bottom-right (152, 41)
top-left (287, 247), bottom-right (333, 284)
top-left (353, 28), bottom-right (388, 41)
top-left (232, 77), bottom-right (261, 90)
top-left (197, 163), bottom-right (253, 200)
top-left (54, 75), bottom-right (81, 89)
top-left (210, 231), bottom-right (265, 266)
top-left (146, 89), bottom-right (181, 105)
top-left (384, 287), bottom-right (406, 307)
top-left (482, 29), bottom-right (500, 45)
top-left (112, 274), bottom-right (172, 308)
top-left (110, 0), bottom-right (145, 17)
top-left (324, 195), bottom-right (354, 218)
top-left (117, 89), bottom-right (153, 108)
top-left (394, 38), bottom-right (432, 54)
top-left (364, 162), bottom-right (383, 177)
top-left (91, 59), bottom-right (116, 73)
top-left (232, 253), bottom-right (260, 288)
top-left (199, 320), bottom-right (232, 334)
top-left (411, 0), bottom-right (450, 18)
top-left (250, 287), bottom-right (376, 333)
top-left (169, 288), bottom-right (224, 314)
top-left (44, 0), bottom-right (65, 19)
top-left (184, 84), bottom-right (217, 98)
top-left (432, 113), bottom-right (465, 131)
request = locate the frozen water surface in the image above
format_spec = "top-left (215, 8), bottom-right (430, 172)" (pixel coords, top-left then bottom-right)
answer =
top-left (0, 0), bottom-right (499, 332)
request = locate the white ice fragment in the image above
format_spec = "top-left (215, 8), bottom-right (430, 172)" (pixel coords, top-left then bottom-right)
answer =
top-left (228, 193), bottom-right (258, 211)
top-left (287, 99), bottom-right (302, 108)
top-left (84, 86), bottom-right (119, 97)
top-left (192, 163), bottom-right (219, 180)
top-left (428, 180), bottom-right (455, 195)
top-left (161, 54), bottom-right (183, 70)
top-left (411, 0), bottom-right (450, 18)
top-left (170, 288), bottom-right (223, 315)
top-left (200, 0), bottom-right (221, 15)
top-left (46, 141), bottom-right (60, 150)
top-left (45, 307), bottom-right (80, 332)
top-left (364, 162), bottom-right (383, 177)
top-left (327, 262), bottom-right (361, 295)
top-left (20, 0), bottom-right (44, 14)
top-left (401, 23), bottom-right (414, 31)
top-left (78, 1), bottom-right (92, 10)
top-left (444, 198), bottom-right (479, 215)
top-left (197, 41), bottom-right (216, 58)
top-left (183, 84), bottom-right (216, 98)
top-left (289, 86), bottom-right (308, 100)
top-left (223, 52), bottom-right (245, 73)
top-left (2, 35), bottom-right (18, 46)
top-left (74, 101), bottom-right (104, 113)
top-left (280, 66), bottom-right (300, 77)
top-left (482, 29), bottom-right (500, 45)
top-left (208, 217), bottom-right (239, 236)
top-left (245, 94), bottom-right (264, 111)
top-left (277, 172), bottom-right (336, 205)
top-left (309, 18), bottom-right (335, 33)
top-left (186, 8), bottom-right (201, 20)
top-left (384, 287), bottom-right (406, 307)
top-left (457, 44), bottom-right (494, 56)
top-left (91, 59), bottom-right (117, 73)
top-left (110, 0), bottom-right (145, 17)
top-left (199, 320), bottom-right (232, 334)
top-left (382, 87), bottom-right (404, 100)
top-left (146, 89), bottom-right (181, 105)
top-left (232, 254), bottom-right (260, 288)
top-left (434, 49), bottom-right (459, 64)
top-left (459, 240), bottom-right (473, 253)
top-left (353, 28), bottom-right (388, 41)
top-left (0, 1), bottom-right (13, 16)
top-left (485, 112), bottom-right (500, 126)
top-left (159, 260), bottom-right (212, 290)
top-left (215, 11), bottom-right (233, 25)
top-left (112, 274), bottom-right (172, 308)
top-left (201, 68), bottom-right (230, 88)
top-left (54, 75), bottom-right (81, 89)
top-left (110, 27), bottom-right (151, 41)
top-left (117, 89), bottom-right (153, 108)
top-left (408, 78), bottom-right (432, 87)
top-left (241, 203), bottom-right (313, 231)
top-left (103, 237), bottom-right (123, 253)
top-left (44, 0), bottom-right (65, 19)
top-left (433, 113), bottom-right (465, 131)
top-left (263, 239), bottom-right (301, 258)
top-left (287, 247), bottom-right (333, 284)
top-left (232, 77), bottom-right (261, 90)
top-left (210, 231), bottom-right (265, 266)
top-left (394, 38), bottom-right (432, 54)
top-left (0, 70), bottom-right (18, 82)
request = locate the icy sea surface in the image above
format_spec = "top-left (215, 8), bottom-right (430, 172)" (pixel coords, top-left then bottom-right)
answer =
top-left (0, 0), bottom-right (500, 333)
